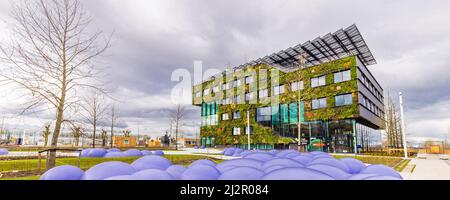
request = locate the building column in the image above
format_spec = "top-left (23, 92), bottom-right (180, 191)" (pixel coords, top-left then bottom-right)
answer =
top-left (352, 119), bottom-right (358, 155)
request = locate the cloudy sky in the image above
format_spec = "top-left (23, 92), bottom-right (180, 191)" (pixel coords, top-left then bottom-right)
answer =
top-left (0, 0), bottom-right (449, 143)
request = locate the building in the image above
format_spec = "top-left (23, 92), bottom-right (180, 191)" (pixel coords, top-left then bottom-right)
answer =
top-left (192, 24), bottom-right (384, 153)
top-left (113, 136), bottom-right (137, 148)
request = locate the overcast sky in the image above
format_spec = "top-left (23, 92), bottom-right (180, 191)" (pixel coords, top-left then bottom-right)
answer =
top-left (0, 0), bottom-right (449, 143)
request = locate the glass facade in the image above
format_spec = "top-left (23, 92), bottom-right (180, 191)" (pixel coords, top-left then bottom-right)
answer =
top-left (201, 102), bottom-right (218, 126)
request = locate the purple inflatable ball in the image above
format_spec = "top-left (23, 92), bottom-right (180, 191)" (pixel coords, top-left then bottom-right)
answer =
top-left (284, 152), bottom-right (302, 159)
top-left (263, 165), bottom-right (286, 174)
top-left (80, 148), bottom-right (92, 157)
top-left (308, 158), bottom-right (351, 173)
top-left (194, 146), bottom-right (199, 149)
top-left (165, 165), bottom-right (187, 179)
top-left (216, 158), bottom-right (263, 173)
top-left (340, 158), bottom-right (366, 174)
top-left (189, 159), bottom-right (216, 167)
top-left (40, 165), bottom-right (84, 180)
top-left (291, 155), bottom-right (313, 165)
top-left (223, 149), bottom-right (235, 156)
top-left (132, 169), bottom-right (175, 180)
top-left (234, 149), bottom-right (244, 154)
top-left (104, 152), bottom-right (126, 158)
top-left (262, 158), bottom-right (304, 170)
top-left (360, 165), bottom-right (402, 179)
top-left (152, 150), bottom-right (164, 156)
top-left (201, 146), bottom-right (206, 149)
top-left (141, 150), bottom-right (152, 156)
top-left (239, 151), bottom-right (253, 157)
top-left (243, 153), bottom-right (274, 162)
top-left (218, 167), bottom-right (265, 180)
top-left (81, 161), bottom-right (136, 180)
top-left (232, 153), bottom-right (241, 157)
top-left (0, 148), bottom-right (8, 155)
top-left (104, 175), bottom-right (136, 180)
top-left (363, 176), bottom-right (402, 180)
top-left (123, 149), bottom-right (143, 157)
top-left (347, 173), bottom-right (378, 180)
top-left (87, 148), bottom-right (107, 158)
top-left (180, 164), bottom-right (221, 180)
top-left (309, 151), bottom-right (327, 155)
top-left (263, 168), bottom-right (335, 180)
top-left (307, 164), bottom-right (352, 180)
top-left (299, 152), bottom-right (314, 158)
top-left (131, 155), bottom-right (172, 171)
top-left (107, 148), bottom-right (121, 152)
top-left (276, 150), bottom-right (299, 157)
top-left (268, 150), bottom-right (279, 155)
top-left (312, 154), bottom-right (333, 160)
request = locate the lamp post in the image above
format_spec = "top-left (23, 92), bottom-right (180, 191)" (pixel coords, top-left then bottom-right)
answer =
top-left (247, 110), bottom-right (251, 150)
top-left (399, 92), bottom-right (408, 159)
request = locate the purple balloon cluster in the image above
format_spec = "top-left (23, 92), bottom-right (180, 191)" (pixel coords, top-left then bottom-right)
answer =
top-left (80, 148), bottom-right (164, 158)
top-left (40, 150), bottom-right (403, 180)
top-left (0, 148), bottom-right (8, 155)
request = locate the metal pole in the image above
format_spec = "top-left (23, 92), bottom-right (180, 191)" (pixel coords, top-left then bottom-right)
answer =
top-left (247, 110), bottom-right (251, 150)
top-left (399, 92), bottom-right (408, 159)
top-left (353, 119), bottom-right (357, 157)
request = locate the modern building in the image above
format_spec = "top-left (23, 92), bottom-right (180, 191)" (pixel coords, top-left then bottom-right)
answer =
top-left (192, 24), bottom-right (384, 153)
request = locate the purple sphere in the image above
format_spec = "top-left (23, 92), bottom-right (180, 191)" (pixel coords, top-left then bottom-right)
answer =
top-left (0, 148), bottom-right (9, 155)
top-left (276, 150), bottom-right (299, 157)
top-left (216, 158), bottom-right (263, 173)
top-left (40, 165), bottom-right (84, 180)
top-left (263, 165), bottom-right (286, 174)
top-left (104, 152), bottom-right (126, 158)
top-left (189, 159), bottom-right (216, 167)
top-left (81, 161), bottom-right (136, 180)
top-left (307, 164), bottom-right (352, 180)
top-left (80, 148), bottom-right (92, 157)
top-left (308, 158), bottom-right (351, 173)
top-left (123, 149), bottom-right (143, 157)
top-left (218, 167), bottom-right (265, 180)
top-left (243, 153), bottom-right (274, 162)
top-left (340, 158), bottom-right (366, 174)
top-left (87, 148), bottom-right (107, 157)
top-left (263, 168), bottom-right (335, 180)
top-left (347, 173), bottom-right (378, 180)
top-left (291, 155), bottom-right (313, 165)
top-left (363, 176), bottom-right (402, 180)
top-left (180, 164), bottom-right (221, 180)
top-left (262, 158), bottom-right (304, 170)
top-left (152, 150), bottom-right (164, 156)
top-left (107, 148), bottom-right (121, 152)
top-left (131, 155), bottom-right (172, 171)
top-left (360, 165), bottom-right (402, 179)
top-left (141, 150), bottom-right (152, 156)
top-left (132, 169), bottom-right (175, 180)
top-left (165, 165), bottom-right (187, 179)
top-left (104, 175), bottom-right (136, 180)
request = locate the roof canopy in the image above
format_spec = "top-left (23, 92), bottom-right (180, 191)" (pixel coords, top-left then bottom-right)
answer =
top-left (223, 24), bottom-right (376, 76)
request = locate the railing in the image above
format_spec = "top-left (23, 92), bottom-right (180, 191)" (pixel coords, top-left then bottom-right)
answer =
top-left (37, 148), bottom-right (82, 173)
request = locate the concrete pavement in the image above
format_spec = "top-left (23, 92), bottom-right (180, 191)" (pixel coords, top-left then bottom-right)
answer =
top-left (400, 154), bottom-right (450, 180)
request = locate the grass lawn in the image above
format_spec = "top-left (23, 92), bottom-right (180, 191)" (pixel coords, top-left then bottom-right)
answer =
top-left (0, 154), bottom-right (216, 180)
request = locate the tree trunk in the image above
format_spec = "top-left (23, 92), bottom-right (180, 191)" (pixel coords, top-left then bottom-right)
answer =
top-left (47, 101), bottom-right (65, 169)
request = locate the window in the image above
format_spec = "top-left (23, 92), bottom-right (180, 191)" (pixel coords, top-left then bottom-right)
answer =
top-left (335, 94), bottom-right (353, 106)
top-left (245, 76), bottom-right (254, 84)
top-left (291, 81), bottom-right (304, 91)
top-left (259, 89), bottom-right (269, 98)
top-left (212, 86), bottom-right (219, 93)
top-left (234, 95), bottom-right (241, 104)
top-left (311, 76), bottom-right (326, 88)
top-left (312, 98), bottom-right (327, 109)
top-left (195, 92), bottom-right (201, 98)
top-left (273, 85), bottom-right (285, 96)
top-left (222, 98), bottom-right (232, 105)
top-left (233, 127), bottom-right (241, 136)
top-left (334, 70), bottom-right (351, 83)
top-left (124, 139), bottom-right (129, 144)
top-left (222, 113), bottom-right (229, 121)
top-left (233, 79), bottom-right (241, 87)
top-left (222, 83), bottom-right (230, 90)
top-left (203, 88), bottom-right (210, 95)
top-left (245, 126), bottom-right (253, 135)
top-left (245, 92), bottom-right (254, 101)
top-left (233, 111), bottom-right (241, 119)
top-left (256, 107), bottom-right (271, 122)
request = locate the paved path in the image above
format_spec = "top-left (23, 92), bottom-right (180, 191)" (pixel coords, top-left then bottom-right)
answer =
top-left (400, 154), bottom-right (450, 180)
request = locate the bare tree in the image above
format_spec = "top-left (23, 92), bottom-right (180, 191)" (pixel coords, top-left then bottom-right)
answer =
top-left (100, 129), bottom-right (108, 147)
top-left (70, 125), bottom-right (83, 147)
top-left (0, 0), bottom-right (111, 169)
top-left (385, 93), bottom-right (403, 149)
top-left (109, 103), bottom-right (118, 148)
top-left (123, 130), bottom-right (131, 137)
top-left (42, 124), bottom-right (51, 147)
top-left (170, 104), bottom-right (186, 150)
top-left (80, 91), bottom-right (108, 148)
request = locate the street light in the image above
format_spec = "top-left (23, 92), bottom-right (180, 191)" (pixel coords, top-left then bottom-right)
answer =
top-left (399, 92), bottom-right (408, 159)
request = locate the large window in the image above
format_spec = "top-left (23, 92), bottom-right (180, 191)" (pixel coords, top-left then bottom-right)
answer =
top-left (212, 86), bottom-right (219, 93)
top-left (222, 83), bottom-right (230, 90)
top-left (232, 127), bottom-right (241, 136)
top-left (289, 103), bottom-right (298, 124)
top-left (222, 113), bottom-right (229, 121)
top-left (203, 88), bottom-right (210, 95)
top-left (311, 76), bottom-right (326, 88)
top-left (291, 81), bottom-right (304, 91)
top-left (312, 98), bottom-right (327, 109)
top-left (256, 107), bottom-right (271, 122)
top-left (233, 79), bottom-right (241, 87)
top-left (273, 85), bottom-right (285, 96)
top-left (234, 95), bottom-right (241, 104)
top-left (245, 76), bottom-right (254, 84)
top-left (334, 70), bottom-right (351, 83)
top-left (233, 111), bottom-right (241, 119)
top-left (195, 92), bottom-right (201, 98)
top-left (245, 92), bottom-right (254, 101)
top-left (259, 89), bottom-right (269, 98)
top-left (335, 94), bottom-right (353, 106)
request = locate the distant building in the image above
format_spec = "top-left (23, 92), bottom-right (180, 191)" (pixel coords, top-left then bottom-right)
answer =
top-left (113, 136), bottom-right (137, 148)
